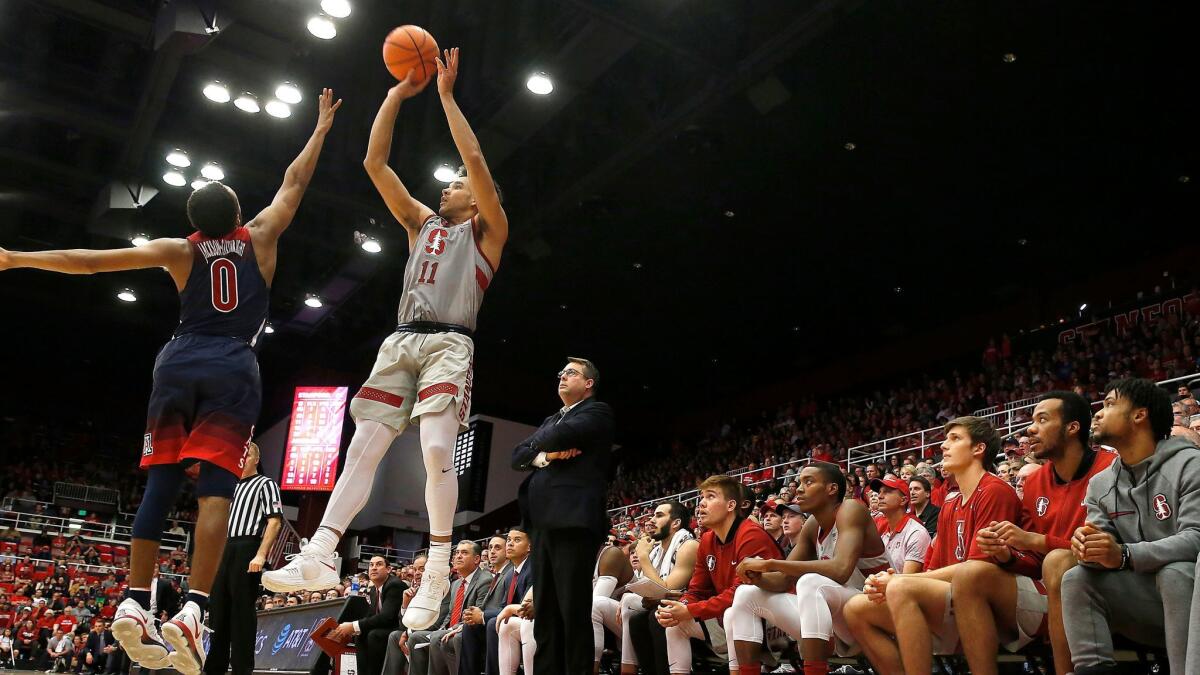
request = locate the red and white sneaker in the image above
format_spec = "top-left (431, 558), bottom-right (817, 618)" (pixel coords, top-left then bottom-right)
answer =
top-left (262, 545), bottom-right (341, 593)
top-left (162, 601), bottom-right (209, 675)
top-left (110, 598), bottom-right (169, 670)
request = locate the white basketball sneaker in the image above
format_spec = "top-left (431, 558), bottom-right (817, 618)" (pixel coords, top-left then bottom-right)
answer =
top-left (262, 545), bottom-right (341, 593)
top-left (110, 598), bottom-right (169, 670)
top-left (402, 563), bottom-right (450, 630)
top-left (162, 601), bottom-right (209, 675)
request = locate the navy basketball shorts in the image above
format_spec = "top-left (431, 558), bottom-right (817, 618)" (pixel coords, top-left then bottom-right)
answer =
top-left (142, 333), bottom-right (261, 478)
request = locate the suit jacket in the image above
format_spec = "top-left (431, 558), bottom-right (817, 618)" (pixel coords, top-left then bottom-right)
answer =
top-left (511, 397), bottom-right (615, 535)
top-left (479, 563), bottom-right (511, 612)
top-left (434, 568), bottom-right (492, 632)
top-left (482, 560), bottom-right (532, 621)
top-left (359, 576), bottom-right (406, 634)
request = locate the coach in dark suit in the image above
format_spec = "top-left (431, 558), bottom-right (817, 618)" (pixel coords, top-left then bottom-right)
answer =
top-left (512, 357), bottom-right (615, 675)
top-left (329, 557), bottom-right (405, 675)
top-left (459, 528), bottom-right (532, 675)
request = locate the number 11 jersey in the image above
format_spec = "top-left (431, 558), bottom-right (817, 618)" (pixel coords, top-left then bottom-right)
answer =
top-left (397, 215), bottom-right (495, 331)
top-left (178, 226), bottom-right (269, 345)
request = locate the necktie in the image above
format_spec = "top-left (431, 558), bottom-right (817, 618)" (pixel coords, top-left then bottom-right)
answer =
top-left (448, 581), bottom-right (467, 626)
top-left (505, 570), bottom-right (518, 604)
top-left (554, 406), bottom-right (569, 425)
top-left (375, 588), bottom-right (381, 614)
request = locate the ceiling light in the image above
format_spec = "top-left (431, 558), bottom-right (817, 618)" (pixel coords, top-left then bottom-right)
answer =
top-left (275, 82), bottom-right (302, 105)
top-left (1180, 175), bottom-right (1191, 184)
top-left (265, 100), bottom-right (292, 118)
top-left (361, 237), bottom-right (382, 254)
top-left (526, 72), bottom-right (553, 95)
top-left (234, 92), bottom-right (260, 113)
top-left (307, 14), bottom-right (337, 40)
top-left (130, 234), bottom-right (150, 247)
top-left (264, 324), bottom-right (275, 334)
top-left (844, 142), bottom-right (856, 151)
top-left (191, 179), bottom-right (209, 190)
top-left (304, 294), bottom-right (323, 308)
top-left (1079, 303), bottom-right (1088, 312)
top-left (433, 164), bottom-right (459, 182)
top-left (320, 0), bottom-right (351, 19)
top-left (200, 163), bottom-right (224, 181)
top-left (117, 289), bottom-right (137, 303)
top-left (165, 149), bottom-right (190, 168)
top-left (202, 81), bottom-right (231, 103)
top-left (162, 170), bottom-right (186, 187)
top-left (1002, 53), bottom-right (1017, 63)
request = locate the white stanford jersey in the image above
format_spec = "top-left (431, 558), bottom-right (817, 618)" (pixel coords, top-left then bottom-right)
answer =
top-left (397, 215), bottom-right (495, 330)
top-left (816, 517), bottom-right (890, 590)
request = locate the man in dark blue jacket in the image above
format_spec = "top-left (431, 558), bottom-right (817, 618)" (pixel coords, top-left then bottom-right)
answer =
top-left (458, 528), bottom-right (531, 675)
top-left (512, 357), bottom-right (615, 675)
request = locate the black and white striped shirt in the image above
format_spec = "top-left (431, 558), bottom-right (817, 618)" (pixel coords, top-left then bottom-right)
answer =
top-left (227, 474), bottom-right (283, 538)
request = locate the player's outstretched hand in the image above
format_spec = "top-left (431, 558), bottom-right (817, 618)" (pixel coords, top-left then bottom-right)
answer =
top-left (0, 246), bottom-right (11, 271)
top-left (436, 47), bottom-right (459, 96)
top-left (389, 69), bottom-right (430, 101)
top-left (315, 88), bottom-right (342, 134)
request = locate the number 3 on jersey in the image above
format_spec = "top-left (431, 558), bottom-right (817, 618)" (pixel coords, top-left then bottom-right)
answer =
top-left (418, 260), bottom-right (439, 285)
top-left (210, 258), bottom-right (239, 312)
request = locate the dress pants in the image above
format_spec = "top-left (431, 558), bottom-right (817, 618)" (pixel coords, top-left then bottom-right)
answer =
top-left (629, 608), bottom-right (670, 675)
top-left (530, 527), bottom-right (600, 675)
top-left (429, 630), bottom-right (460, 675)
top-left (205, 537), bottom-right (262, 675)
top-left (460, 622), bottom-right (488, 675)
top-left (358, 628), bottom-right (394, 675)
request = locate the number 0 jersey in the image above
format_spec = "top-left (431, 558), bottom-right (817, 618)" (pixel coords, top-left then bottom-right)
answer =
top-left (177, 227), bottom-right (269, 344)
top-left (397, 215), bottom-right (495, 330)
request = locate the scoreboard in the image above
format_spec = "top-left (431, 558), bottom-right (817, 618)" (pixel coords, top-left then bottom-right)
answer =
top-left (281, 386), bottom-right (348, 491)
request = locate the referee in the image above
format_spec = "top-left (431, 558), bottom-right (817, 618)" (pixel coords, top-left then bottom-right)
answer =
top-left (205, 442), bottom-right (283, 675)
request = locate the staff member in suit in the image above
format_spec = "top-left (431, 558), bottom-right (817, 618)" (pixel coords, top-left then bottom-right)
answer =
top-left (459, 529), bottom-right (532, 675)
top-left (328, 557), bottom-right (405, 675)
top-left (511, 357), bottom-right (615, 675)
top-left (386, 541), bottom-right (491, 675)
top-left (205, 443), bottom-right (283, 675)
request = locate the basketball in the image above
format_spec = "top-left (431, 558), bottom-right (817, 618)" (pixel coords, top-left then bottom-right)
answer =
top-left (382, 25), bottom-right (439, 85)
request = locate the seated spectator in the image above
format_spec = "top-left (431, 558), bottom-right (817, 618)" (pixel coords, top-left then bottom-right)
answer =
top-left (1062, 379), bottom-right (1199, 675)
top-left (758, 503), bottom-right (788, 554)
top-left (727, 463), bottom-right (887, 675)
top-left (907, 476), bottom-right (939, 536)
top-left (15, 619), bottom-right (36, 665)
top-left (46, 629), bottom-right (72, 673)
top-left (951, 391), bottom-right (1115, 675)
top-left (842, 416), bottom-right (1021, 674)
top-left (872, 476), bottom-right (931, 574)
top-left (77, 621), bottom-right (107, 674)
top-left (654, 475), bottom-right (783, 674)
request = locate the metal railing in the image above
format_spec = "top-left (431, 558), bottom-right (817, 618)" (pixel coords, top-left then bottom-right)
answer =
top-left (0, 509), bottom-right (190, 550)
top-left (359, 544), bottom-right (422, 568)
top-left (53, 482), bottom-right (119, 507)
top-left (607, 456), bottom-right (813, 520)
top-left (266, 518), bottom-right (303, 570)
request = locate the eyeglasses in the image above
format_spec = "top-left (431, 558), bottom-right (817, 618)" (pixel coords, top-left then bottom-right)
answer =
top-left (557, 368), bottom-right (582, 379)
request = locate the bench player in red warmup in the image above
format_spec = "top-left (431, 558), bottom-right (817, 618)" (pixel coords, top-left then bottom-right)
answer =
top-left (263, 48), bottom-right (509, 631)
top-left (0, 90), bottom-right (341, 675)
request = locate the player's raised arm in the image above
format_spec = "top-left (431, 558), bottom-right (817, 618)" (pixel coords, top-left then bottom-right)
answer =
top-left (436, 48), bottom-right (508, 264)
top-left (363, 73), bottom-right (436, 245)
top-left (0, 239), bottom-right (191, 284)
top-left (248, 88), bottom-right (342, 242)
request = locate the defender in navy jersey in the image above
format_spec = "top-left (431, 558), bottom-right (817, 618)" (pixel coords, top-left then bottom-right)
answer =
top-left (0, 88), bottom-right (342, 675)
top-left (263, 48), bottom-right (510, 632)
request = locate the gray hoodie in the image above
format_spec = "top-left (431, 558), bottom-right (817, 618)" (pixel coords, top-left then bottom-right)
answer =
top-left (1083, 436), bottom-right (1200, 572)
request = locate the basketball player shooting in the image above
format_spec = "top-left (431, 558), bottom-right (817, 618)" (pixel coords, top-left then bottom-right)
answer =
top-left (0, 89), bottom-right (341, 675)
top-left (263, 48), bottom-right (508, 632)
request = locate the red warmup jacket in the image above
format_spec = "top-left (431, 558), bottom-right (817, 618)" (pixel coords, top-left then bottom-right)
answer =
top-left (926, 473), bottom-right (1022, 570)
top-left (1005, 450), bottom-right (1116, 578)
top-left (681, 517), bottom-right (782, 622)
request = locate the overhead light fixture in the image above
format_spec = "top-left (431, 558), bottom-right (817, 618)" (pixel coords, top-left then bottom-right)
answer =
top-left (434, 164), bottom-right (459, 182)
top-left (844, 142), bottom-right (857, 151)
top-left (275, 82), bottom-right (302, 105)
top-left (526, 72), bottom-right (553, 95)
top-left (162, 170), bottom-right (186, 187)
top-left (130, 234), bottom-right (150, 247)
top-left (320, 0), bottom-right (351, 19)
top-left (165, 149), bottom-right (190, 168)
top-left (304, 294), bottom-right (323, 308)
top-left (202, 81), bottom-right (231, 103)
top-left (361, 237), bottom-right (382, 254)
top-left (1079, 303), bottom-right (1088, 312)
top-left (200, 163), bottom-right (224, 181)
top-left (1002, 53), bottom-right (1017, 63)
top-left (307, 14), bottom-right (337, 40)
top-left (264, 324), bottom-right (275, 334)
top-left (191, 179), bottom-right (210, 191)
top-left (234, 92), bottom-right (260, 113)
top-left (117, 289), bottom-right (137, 303)
top-left (265, 100), bottom-right (292, 118)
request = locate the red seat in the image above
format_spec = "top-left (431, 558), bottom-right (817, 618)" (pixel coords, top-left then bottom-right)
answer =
top-left (96, 544), bottom-right (113, 556)
top-left (99, 553), bottom-right (113, 564)
top-left (0, 582), bottom-right (13, 593)
top-left (0, 542), bottom-right (15, 554)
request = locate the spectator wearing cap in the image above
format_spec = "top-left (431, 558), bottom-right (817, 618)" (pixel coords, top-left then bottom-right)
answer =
top-left (773, 500), bottom-right (806, 558)
top-left (759, 502), bottom-right (788, 554)
top-left (870, 476), bottom-right (931, 574)
top-left (906, 476), bottom-right (939, 537)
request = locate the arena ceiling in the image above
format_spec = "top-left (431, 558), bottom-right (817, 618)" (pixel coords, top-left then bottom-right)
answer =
top-left (0, 0), bottom-right (1195, 441)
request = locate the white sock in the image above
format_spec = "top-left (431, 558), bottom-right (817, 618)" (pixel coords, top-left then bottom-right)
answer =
top-left (419, 406), bottom-right (461, 538)
top-left (427, 541), bottom-right (452, 571)
top-left (316, 420), bottom-right (397, 536)
top-left (306, 527), bottom-right (341, 557)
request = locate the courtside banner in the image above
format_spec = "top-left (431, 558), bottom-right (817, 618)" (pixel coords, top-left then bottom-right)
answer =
top-left (252, 596), bottom-right (368, 675)
top-left (281, 386), bottom-right (348, 491)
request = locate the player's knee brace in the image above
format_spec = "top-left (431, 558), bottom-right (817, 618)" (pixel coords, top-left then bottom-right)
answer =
top-left (132, 464), bottom-right (185, 541)
top-left (195, 461), bottom-right (238, 499)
